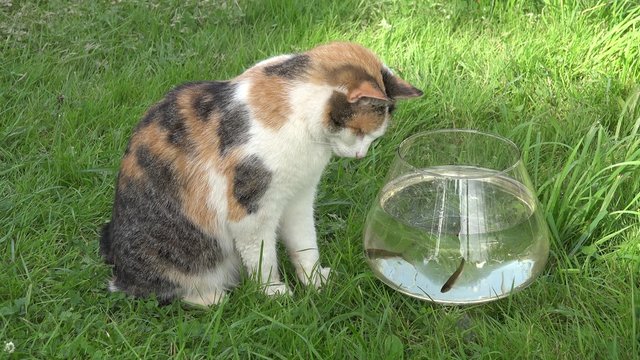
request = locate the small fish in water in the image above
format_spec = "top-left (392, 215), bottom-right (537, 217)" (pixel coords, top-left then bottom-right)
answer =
top-left (440, 258), bottom-right (465, 293)
top-left (364, 248), bottom-right (403, 259)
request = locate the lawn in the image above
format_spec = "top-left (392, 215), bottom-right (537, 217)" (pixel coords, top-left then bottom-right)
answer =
top-left (1, 0), bottom-right (639, 358)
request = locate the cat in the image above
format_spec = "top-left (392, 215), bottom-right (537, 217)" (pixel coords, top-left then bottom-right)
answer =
top-left (100, 42), bottom-right (422, 306)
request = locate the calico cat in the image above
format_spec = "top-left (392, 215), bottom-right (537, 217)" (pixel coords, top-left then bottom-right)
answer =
top-left (100, 42), bottom-right (422, 306)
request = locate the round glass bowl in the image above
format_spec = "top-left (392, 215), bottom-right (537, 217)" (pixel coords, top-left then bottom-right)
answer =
top-left (363, 130), bottom-right (550, 304)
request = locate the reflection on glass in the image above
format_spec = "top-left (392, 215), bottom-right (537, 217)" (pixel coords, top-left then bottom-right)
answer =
top-left (364, 130), bottom-right (550, 304)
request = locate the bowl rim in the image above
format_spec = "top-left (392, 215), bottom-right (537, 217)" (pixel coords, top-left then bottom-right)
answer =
top-left (396, 129), bottom-right (523, 179)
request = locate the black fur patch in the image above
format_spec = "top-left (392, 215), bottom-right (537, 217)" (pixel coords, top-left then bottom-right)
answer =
top-left (193, 94), bottom-right (216, 122)
top-left (387, 103), bottom-right (396, 114)
top-left (233, 156), bottom-right (272, 214)
top-left (192, 82), bottom-right (234, 122)
top-left (167, 120), bottom-right (188, 148)
top-left (137, 85), bottom-right (195, 151)
top-left (217, 104), bottom-right (251, 156)
top-left (135, 146), bottom-right (178, 196)
top-left (100, 222), bottom-right (113, 265)
top-left (327, 91), bottom-right (354, 131)
top-left (264, 54), bottom-right (310, 79)
top-left (139, 104), bottom-right (160, 128)
top-left (188, 81), bottom-right (250, 155)
top-left (381, 69), bottom-right (423, 99)
top-left (157, 94), bottom-right (191, 149)
top-left (381, 70), bottom-right (401, 100)
top-left (374, 105), bottom-right (387, 115)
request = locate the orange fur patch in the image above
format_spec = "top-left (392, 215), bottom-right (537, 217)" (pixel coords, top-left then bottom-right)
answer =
top-left (181, 165), bottom-right (218, 233)
top-left (247, 73), bottom-right (291, 130)
top-left (177, 89), bottom-right (220, 156)
top-left (348, 112), bottom-right (386, 134)
top-left (306, 42), bottom-right (385, 90)
top-left (174, 92), bottom-right (249, 224)
top-left (119, 152), bottom-right (144, 181)
top-left (174, 91), bottom-right (223, 231)
top-left (135, 123), bottom-right (186, 171)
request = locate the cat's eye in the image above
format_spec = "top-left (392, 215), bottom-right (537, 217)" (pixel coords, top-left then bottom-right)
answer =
top-left (371, 102), bottom-right (394, 115)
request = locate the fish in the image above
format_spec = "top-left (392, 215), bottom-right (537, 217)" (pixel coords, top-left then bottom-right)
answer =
top-left (364, 248), bottom-right (404, 258)
top-left (440, 257), bottom-right (465, 293)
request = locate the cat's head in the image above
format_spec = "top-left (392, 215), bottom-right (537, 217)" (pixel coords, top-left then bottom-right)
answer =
top-left (309, 42), bottom-right (423, 158)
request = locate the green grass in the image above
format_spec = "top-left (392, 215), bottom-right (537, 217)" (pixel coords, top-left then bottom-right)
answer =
top-left (1, 0), bottom-right (639, 358)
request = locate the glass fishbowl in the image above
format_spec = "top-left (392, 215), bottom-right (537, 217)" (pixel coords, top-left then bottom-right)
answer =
top-left (364, 129), bottom-right (550, 304)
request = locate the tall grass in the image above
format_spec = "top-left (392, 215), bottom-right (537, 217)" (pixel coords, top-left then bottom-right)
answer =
top-left (529, 89), bottom-right (640, 259)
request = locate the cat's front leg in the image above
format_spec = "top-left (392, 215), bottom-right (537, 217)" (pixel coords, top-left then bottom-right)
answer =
top-left (229, 218), bottom-right (291, 296)
top-left (280, 188), bottom-right (331, 289)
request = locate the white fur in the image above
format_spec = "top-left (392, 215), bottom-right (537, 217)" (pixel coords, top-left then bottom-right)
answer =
top-left (108, 279), bottom-right (119, 292)
top-left (252, 54), bottom-right (293, 68)
top-left (170, 256), bottom-right (241, 306)
top-left (222, 81), bottom-right (336, 295)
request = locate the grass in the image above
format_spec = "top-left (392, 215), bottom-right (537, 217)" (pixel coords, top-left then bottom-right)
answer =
top-left (1, 0), bottom-right (639, 358)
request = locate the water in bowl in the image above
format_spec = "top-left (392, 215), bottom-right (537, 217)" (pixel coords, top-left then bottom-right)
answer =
top-left (364, 166), bottom-right (549, 304)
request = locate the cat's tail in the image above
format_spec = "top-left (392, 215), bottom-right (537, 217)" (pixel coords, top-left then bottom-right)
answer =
top-left (99, 222), bottom-right (114, 265)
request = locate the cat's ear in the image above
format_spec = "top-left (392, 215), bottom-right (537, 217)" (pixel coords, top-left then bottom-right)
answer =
top-left (347, 81), bottom-right (389, 103)
top-left (382, 70), bottom-right (423, 99)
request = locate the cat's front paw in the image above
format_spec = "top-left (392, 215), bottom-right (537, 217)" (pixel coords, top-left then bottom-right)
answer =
top-left (298, 266), bottom-right (332, 289)
top-left (263, 282), bottom-right (292, 297)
